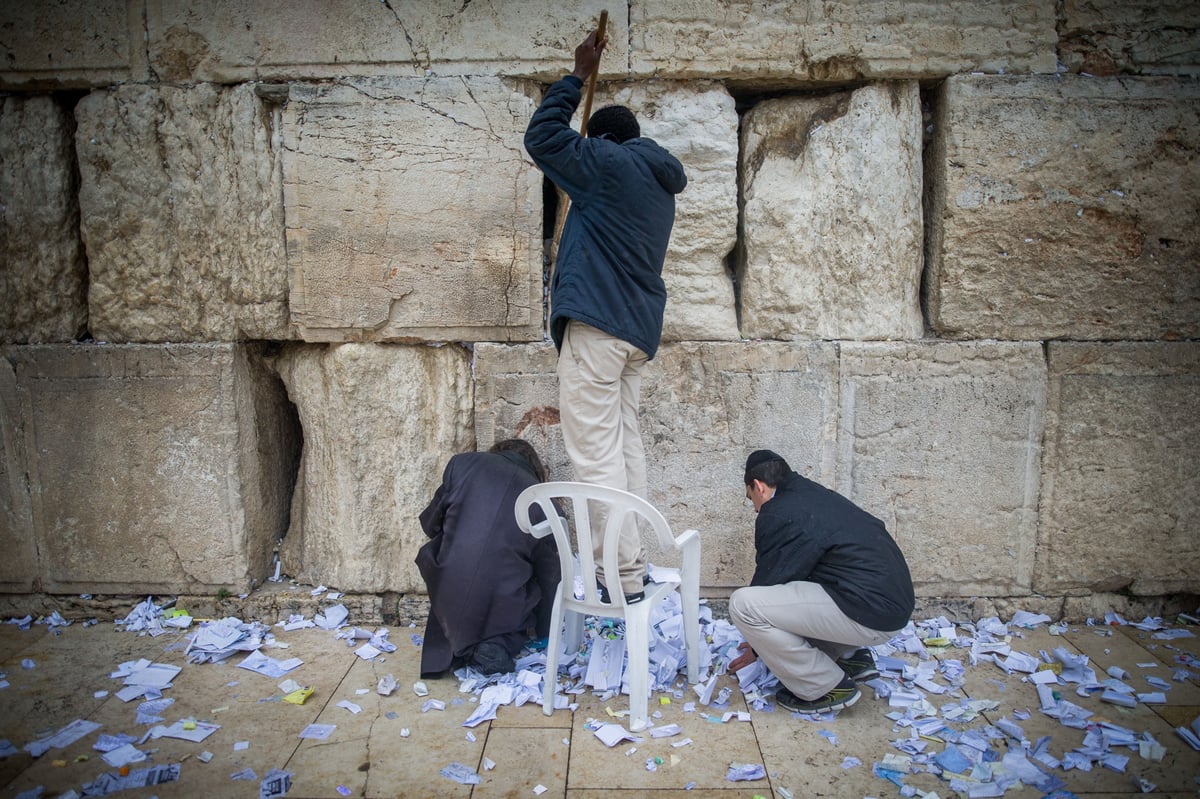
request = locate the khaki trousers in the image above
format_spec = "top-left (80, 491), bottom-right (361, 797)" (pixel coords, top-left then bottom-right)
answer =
top-left (729, 581), bottom-right (897, 699)
top-left (557, 320), bottom-right (648, 594)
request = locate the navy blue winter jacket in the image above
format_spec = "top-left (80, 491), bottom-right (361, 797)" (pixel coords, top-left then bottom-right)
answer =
top-left (524, 76), bottom-right (687, 359)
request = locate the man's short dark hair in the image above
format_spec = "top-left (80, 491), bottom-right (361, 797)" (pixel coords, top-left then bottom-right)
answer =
top-left (588, 105), bottom-right (640, 143)
top-left (744, 449), bottom-right (790, 488)
top-left (490, 438), bottom-right (548, 482)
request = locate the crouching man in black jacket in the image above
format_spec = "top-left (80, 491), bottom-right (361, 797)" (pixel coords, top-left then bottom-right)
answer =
top-left (728, 450), bottom-right (915, 713)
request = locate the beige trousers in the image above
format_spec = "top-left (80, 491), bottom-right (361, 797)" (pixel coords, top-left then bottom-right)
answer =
top-left (729, 581), bottom-right (898, 699)
top-left (557, 320), bottom-right (648, 594)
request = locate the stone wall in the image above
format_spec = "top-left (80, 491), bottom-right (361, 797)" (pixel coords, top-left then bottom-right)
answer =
top-left (0, 1), bottom-right (1196, 616)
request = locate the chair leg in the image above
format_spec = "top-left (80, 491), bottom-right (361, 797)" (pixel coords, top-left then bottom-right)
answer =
top-left (682, 590), bottom-right (701, 684)
top-left (624, 611), bottom-right (651, 732)
top-left (564, 609), bottom-right (583, 655)
top-left (543, 595), bottom-right (566, 717)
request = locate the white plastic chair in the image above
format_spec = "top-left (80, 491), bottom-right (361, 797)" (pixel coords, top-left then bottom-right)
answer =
top-left (514, 481), bottom-right (701, 731)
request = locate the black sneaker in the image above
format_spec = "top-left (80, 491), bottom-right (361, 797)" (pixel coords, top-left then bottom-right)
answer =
top-left (836, 648), bottom-right (879, 681)
top-left (775, 675), bottom-right (861, 713)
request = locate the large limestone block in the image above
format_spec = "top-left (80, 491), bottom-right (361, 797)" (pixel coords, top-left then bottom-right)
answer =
top-left (474, 341), bottom-right (840, 589)
top-left (739, 83), bottom-right (924, 340)
top-left (1, 96), bottom-right (87, 343)
top-left (76, 83), bottom-right (290, 343)
top-left (1060, 0), bottom-right (1200, 76)
top-left (283, 78), bottom-right (542, 344)
top-left (926, 75), bottom-right (1200, 340)
top-left (1036, 342), bottom-right (1200, 596)
top-left (838, 342), bottom-right (1047, 596)
top-left (275, 343), bottom-right (473, 592)
top-left (0, 355), bottom-right (35, 591)
top-left (146, 0), bottom-right (619, 83)
top-left (0, 0), bottom-right (146, 89)
top-left (591, 81), bottom-right (739, 342)
top-left (631, 1), bottom-right (1056, 80)
top-left (6, 344), bottom-right (289, 594)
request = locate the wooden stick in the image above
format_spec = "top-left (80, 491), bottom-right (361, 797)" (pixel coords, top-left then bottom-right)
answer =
top-left (551, 10), bottom-right (609, 258)
top-left (578, 9), bottom-right (608, 138)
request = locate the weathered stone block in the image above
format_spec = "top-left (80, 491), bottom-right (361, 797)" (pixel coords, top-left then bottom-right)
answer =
top-left (275, 343), bottom-right (473, 592)
top-left (474, 341), bottom-right (840, 589)
top-left (739, 82), bottom-right (924, 340)
top-left (6, 344), bottom-right (290, 594)
top-left (282, 78), bottom-right (542, 344)
top-left (0, 0), bottom-right (146, 90)
top-left (593, 81), bottom-right (739, 342)
top-left (0, 96), bottom-right (87, 344)
top-left (838, 342), bottom-right (1047, 596)
top-left (76, 83), bottom-right (290, 343)
top-left (631, 0), bottom-right (1056, 80)
top-left (1060, 0), bottom-right (1200, 76)
top-left (0, 356), bottom-right (35, 591)
top-left (144, 0), bottom-right (619, 83)
top-left (1036, 342), bottom-right (1200, 596)
top-left (926, 75), bottom-right (1200, 340)
top-left (146, 0), bottom-right (620, 83)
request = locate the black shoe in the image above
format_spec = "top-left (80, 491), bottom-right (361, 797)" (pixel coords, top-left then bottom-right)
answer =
top-left (598, 574), bottom-right (650, 604)
top-left (469, 641), bottom-right (515, 674)
top-left (775, 675), bottom-right (861, 713)
top-left (836, 648), bottom-right (879, 681)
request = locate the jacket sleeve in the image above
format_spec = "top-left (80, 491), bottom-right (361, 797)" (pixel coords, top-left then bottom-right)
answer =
top-left (524, 76), bottom-right (606, 199)
top-left (418, 460), bottom-right (454, 538)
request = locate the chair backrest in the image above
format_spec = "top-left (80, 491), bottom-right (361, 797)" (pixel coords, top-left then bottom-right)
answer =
top-left (514, 481), bottom-right (679, 608)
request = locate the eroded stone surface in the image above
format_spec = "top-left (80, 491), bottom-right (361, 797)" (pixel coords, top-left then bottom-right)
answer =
top-left (76, 83), bottom-right (290, 343)
top-left (146, 0), bottom-right (620, 83)
top-left (838, 342), bottom-right (1047, 596)
top-left (591, 81), bottom-right (739, 342)
top-left (926, 75), bottom-right (1200, 340)
top-left (740, 82), bottom-right (924, 340)
top-left (6, 344), bottom-right (285, 594)
top-left (0, 96), bottom-right (87, 344)
top-left (0, 0), bottom-right (144, 89)
top-left (0, 354), bottom-right (35, 592)
top-left (1060, 0), bottom-right (1200, 76)
top-left (631, 0), bottom-right (1057, 80)
top-left (1036, 342), bottom-right (1200, 596)
top-left (275, 343), bottom-right (473, 592)
top-left (474, 341), bottom-right (840, 589)
top-left (283, 77), bottom-right (542, 344)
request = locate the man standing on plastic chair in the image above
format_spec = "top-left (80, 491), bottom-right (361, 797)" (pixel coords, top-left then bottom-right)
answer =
top-left (524, 30), bottom-right (687, 605)
top-left (416, 439), bottom-right (560, 677)
top-left (728, 450), bottom-right (915, 713)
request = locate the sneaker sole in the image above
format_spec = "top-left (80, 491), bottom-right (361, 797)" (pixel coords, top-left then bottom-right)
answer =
top-left (778, 688), bottom-right (861, 714)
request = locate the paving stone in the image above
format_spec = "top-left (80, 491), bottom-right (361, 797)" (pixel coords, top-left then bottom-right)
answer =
top-left (475, 726), bottom-right (568, 796)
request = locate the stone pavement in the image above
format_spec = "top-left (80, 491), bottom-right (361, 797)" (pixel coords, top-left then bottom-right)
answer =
top-left (0, 607), bottom-right (1198, 799)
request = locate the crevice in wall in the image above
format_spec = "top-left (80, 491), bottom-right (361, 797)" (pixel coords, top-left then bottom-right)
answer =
top-left (540, 176), bottom-right (559, 338)
top-left (918, 79), bottom-right (947, 340)
top-left (60, 90), bottom-right (91, 343)
top-left (248, 343), bottom-right (304, 584)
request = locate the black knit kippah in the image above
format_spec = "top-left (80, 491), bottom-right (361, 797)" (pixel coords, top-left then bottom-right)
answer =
top-left (745, 449), bottom-right (785, 471)
top-left (588, 105), bottom-right (640, 143)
